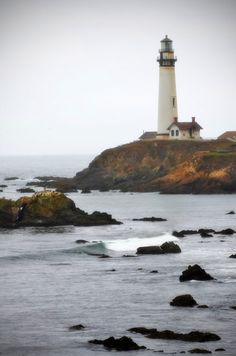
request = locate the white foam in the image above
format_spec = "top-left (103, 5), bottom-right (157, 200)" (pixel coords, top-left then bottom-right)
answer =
top-left (105, 233), bottom-right (178, 252)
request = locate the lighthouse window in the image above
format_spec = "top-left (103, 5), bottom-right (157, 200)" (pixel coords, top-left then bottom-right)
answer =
top-left (171, 130), bottom-right (175, 136)
top-left (172, 97), bottom-right (176, 108)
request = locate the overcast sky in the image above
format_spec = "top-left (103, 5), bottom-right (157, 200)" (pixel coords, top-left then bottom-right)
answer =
top-left (0, 0), bottom-right (236, 155)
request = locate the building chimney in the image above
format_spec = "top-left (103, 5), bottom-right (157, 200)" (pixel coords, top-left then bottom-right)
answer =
top-left (174, 117), bottom-right (178, 122)
top-left (192, 117), bottom-right (195, 122)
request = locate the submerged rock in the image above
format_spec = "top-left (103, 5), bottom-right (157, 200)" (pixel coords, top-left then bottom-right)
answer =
top-left (75, 239), bottom-right (89, 244)
top-left (0, 192), bottom-right (121, 228)
top-left (4, 176), bottom-right (19, 181)
top-left (16, 187), bottom-right (35, 193)
top-left (133, 217), bottom-right (167, 222)
top-left (226, 211), bottom-right (235, 215)
top-left (69, 324), bottom-right (85, 331)
top-left (229, 254), bottom-right (236, 258)
top-left (215, 228), bottom-right (235, 235)
top-left (188, 349), bottom-right (212, 354)
top-left (170, 294), bottom-right (198, 307)
top-left (128, 327), bottom-right (220, 342)
top-left (173, 230), bottom-right (185, 237)
top-left (179, 264), bottom-right (214, 282)
top-left (89, 336), bottom-right (146, 351)
top-left (0, 184), bottom-right (7, 188)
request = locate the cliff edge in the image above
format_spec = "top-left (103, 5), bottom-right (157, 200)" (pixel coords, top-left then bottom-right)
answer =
top-left (74, 140), bottom-right (236, 194)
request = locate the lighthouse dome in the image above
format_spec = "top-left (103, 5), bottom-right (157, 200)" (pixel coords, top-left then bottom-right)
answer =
top-left (161, 35), bottom-right (173, 51)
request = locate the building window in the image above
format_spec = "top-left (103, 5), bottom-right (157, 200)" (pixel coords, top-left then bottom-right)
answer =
top-left (171, 129), bottom-right (175, 136)
top-left (172, 97), bottom-right (176, 108)
top-left (176, 130), bottom-right (179, 136)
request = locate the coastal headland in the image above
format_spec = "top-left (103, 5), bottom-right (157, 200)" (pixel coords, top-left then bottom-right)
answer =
top-left (29, 139), bottom-right (236, 194)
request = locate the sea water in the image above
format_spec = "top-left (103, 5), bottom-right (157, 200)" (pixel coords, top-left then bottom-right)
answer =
top-left (0, 155), bottom-right (236, 355)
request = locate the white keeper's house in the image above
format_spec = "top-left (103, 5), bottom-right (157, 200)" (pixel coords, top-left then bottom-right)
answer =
top-left (140, 35), bottom-right (203, 141)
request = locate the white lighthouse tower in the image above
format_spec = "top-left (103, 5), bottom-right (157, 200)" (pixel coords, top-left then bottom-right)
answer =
top-left (157, 35), bottom-right (178, 137)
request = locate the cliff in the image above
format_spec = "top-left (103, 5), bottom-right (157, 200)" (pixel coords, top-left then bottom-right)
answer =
top-left (74, 140), bottom-right (236, 194)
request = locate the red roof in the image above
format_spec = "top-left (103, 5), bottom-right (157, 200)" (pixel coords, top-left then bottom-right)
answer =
top-left (168, 121), bottom-right (202, 131)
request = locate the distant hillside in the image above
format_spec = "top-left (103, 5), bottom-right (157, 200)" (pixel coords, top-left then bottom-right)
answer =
top-left (74, 139), bottom-right (236, 194)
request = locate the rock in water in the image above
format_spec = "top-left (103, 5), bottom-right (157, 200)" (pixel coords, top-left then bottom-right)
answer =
top-left (136, 242), bottom-right (181, 255)
top-left (89, 336), bottom-right (146, 351)
top-left (188, 349), bottom-right (212, 354)
top-left (133, 217), bottom-right (167, 221)
top-left (136, 246), bottom-right (164, 255)
top-left (229, 254), bottom-right (236, 258)
top-left (69, 324), bottom-right (85, 331)
top-left (179, 264), bottom-right (214, 282)
top-left (226, 211), bottom-right (235, 215)
top-left (0, 192), bottom-right (121, 228)
top-left (160, 241), bottom-right (181, 253)
top-left (16, 188), bottom-right (35, 193)
top-left (170, 294), bottom-right (198, 307)
top-left (128, 327), bottom-right (220, 342)
top-left (215, 228), bottom-right (235, 235)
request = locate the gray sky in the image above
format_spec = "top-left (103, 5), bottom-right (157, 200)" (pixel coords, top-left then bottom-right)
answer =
top-left (0, 0), bottom-right (236, 155)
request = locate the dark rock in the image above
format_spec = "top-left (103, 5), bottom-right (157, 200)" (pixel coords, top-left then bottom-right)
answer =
top-left (188, 349), bottom-right (212, 354)
top-left (4, 177), bottom-right (19, 181)
top-left (226, 211), bottom-right (235, 214)
top-left (150, 270), bottom-right (158, 273)
top-left (215, 348), bottom-right (226, 352)
top-left (200, 232), bottom-right (213, 238)
top-left (170, 294), bottom-right (198, 307)
top-left (128, 327), bottom-right (220, 342)
top-left (136, 246), bottom-right (164, 255)
top-left (198, 229), bottom-right (215, 234)
top-left (173, 230), bottom-right (185, 237)
top-left (197, 305), bottom-right (209, 309)
top-left (81, 187), bottom-right (91, 194)
top-left (0, 192), bottom-right (121, 228)
top-left (89, 336), bottom-right (146, 351)
top-left (179, 264), bottom-right (214, 282)
top-left (137, 268), bottom-right (143, 270)
top-left (230, 306), bottom-right (236, 310)
top-left (122, 254), bottom-right (137, 258)
top-left (0, 190), bottom-right (3, 192)
top-left (137, 241), bottom-right (181, 255)
top-left (133, 217), bottom-right (167, 222)
top-left (16, 188), bottom-right (35, 193)
top-left (0, 185), bottom-right (7, 188)
top-left (75, 239), bottom-right (89, 244)
top-left (160, 241), bottom-right (181, 253)
top-left (215, 228), bottom-right (235, 235)
top-left (69, 324), bottom-right (85, 331)
top-left (179, 230), bottom-right (198, 235)
top-left (99, 254), bottom-right (111, 258)
top-left (229, 254), bottom-right (236, 258)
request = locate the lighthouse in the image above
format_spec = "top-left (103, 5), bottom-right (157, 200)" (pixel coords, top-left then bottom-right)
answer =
top-left (157, 35), bottom-right (178, 137)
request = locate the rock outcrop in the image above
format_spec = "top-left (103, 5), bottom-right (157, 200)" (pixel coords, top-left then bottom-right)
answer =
top-left (73, 140), bottom-right (236, 193)
top-left (128, 327), bottom-right (220, 342)
top-left (179, 265), bottom-right (214, 282)
top-left (89, 336), bottom-right (146, 351)
top-left (0, 191), bottom-right (121, 228)
top-left (170, 294), bottom-right (198, 307)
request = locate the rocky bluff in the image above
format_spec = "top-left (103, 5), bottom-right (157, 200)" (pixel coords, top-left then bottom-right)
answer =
top-left (74, 139), bottom-right (236, 193)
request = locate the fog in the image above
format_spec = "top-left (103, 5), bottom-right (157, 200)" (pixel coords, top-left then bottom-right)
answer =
top-left (0, 0), bottom-right (235, 155)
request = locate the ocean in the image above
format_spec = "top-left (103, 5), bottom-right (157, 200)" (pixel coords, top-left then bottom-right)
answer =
top-left (0, 155), bottom-right (235, 355)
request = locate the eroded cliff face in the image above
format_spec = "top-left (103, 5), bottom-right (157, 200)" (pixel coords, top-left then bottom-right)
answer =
top-left (74, 140), bottom-right (236, 193)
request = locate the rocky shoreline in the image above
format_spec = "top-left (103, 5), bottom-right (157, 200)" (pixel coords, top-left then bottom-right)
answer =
top-left (22, 139), bottom-right (236, 194)
top-left (0, 191), bottom-right (121, 228)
